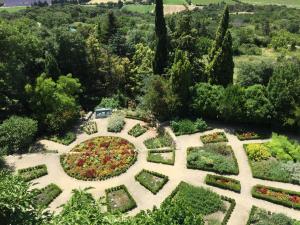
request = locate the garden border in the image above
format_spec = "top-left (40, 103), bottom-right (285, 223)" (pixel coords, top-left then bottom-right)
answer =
top-left (147, 149), bottom-right (175, 165)
top-left (18, 164), bottom-right (48, 182)
top-left (205, 174), bottom-right (241, 193)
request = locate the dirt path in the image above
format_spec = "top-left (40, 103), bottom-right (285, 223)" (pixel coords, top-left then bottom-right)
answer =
top-left (5, 118), bottom-right (300, 223)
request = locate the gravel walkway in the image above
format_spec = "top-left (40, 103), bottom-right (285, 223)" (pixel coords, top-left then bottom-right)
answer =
top-left (5, 118), bottom-right (300, 224)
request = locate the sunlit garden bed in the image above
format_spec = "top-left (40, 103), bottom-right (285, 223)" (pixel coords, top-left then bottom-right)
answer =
top-left (200, 132), bottom-right (228, 144)
top-left (135, 169), bottom-right (168, 194)
top-left (128, 123), bottom-right (148, 137)
top-left (147, 149), bottom-right (175, 165)
top-left (205, 174), bottom-right (241, 193)
top-left (18, 164), bottom-right (48, 182)
top-left (34, 183), bottom-right (62, 207)
top-left (60, 136), bottom-right (137, 180)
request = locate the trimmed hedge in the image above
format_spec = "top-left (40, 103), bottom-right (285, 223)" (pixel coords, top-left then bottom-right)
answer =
top-left (18, 164), bottom-right (48, 182)
top-left (105, 185), bottom-right (137, 213)
top-left (252, 184), bottom-right (300, 210)
top-left (205, 174), bottom-right (241, 193)
top-left (128, 124), bottom-right (148, 137)
top-left (200, 132), bottom-right (228, 144)
top-left (34, 183), bottom-right (62, 207)
top-left (246, 206), bottom-right (259, 225)
top-left (147, 149), bottom-right (175, 165)
top-left (135, 169), bottom-right (168, 194)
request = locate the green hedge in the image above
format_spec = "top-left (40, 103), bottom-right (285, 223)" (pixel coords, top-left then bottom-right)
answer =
top-left (147, 149), bottom-right (175, 165)
top-left (252, 184), bottom-right (300, 210)
top-left (18, 164), bottom-right (48, 182)
top-left (205, 174), bottom-right (241, 193)
top-left (105, 185), bottom-right (137, 213)
top-left (200, 132), bottom-right (228, 144)
top-left (34, 183), bottom-right (62, 207)
top-left (128, 124), bottom-right (148, 137)
top-left (135, 169), bottom-right (168, 194)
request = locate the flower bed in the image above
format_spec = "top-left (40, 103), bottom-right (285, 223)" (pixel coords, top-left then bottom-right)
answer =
top-left (135, 169), bottom-right (168, 194)
top-left (252, 184), bottom-right (300, 210)
top-left (60, 136), bottom-right (137, 181)
top-left (106, 185), bottom-right (137, 213)
top-left (128, 123), bottom-right (148, 137)
top-left (205, 174), bottom-right (241, 193)
top-left (34, 183), bottom-right (62, 207)
top-left (82, 121), bottom-right (97, 135)
top-left (18, 164), bottom-right (48, 182)
top-left (107, 114), bottom-right (125, 133)
top-left (246, 206), bottom-right (300, 225)
top-left (170, 118), bottom-right (209, 136)
top-left (144, 132), bottom-right (174, 149)
top-left (187, 144), bottom-right (239, 175)
top-left (147, 149), bottom-right (175, 165)
top-left (200, 132), bottom-right (228, 144)
top-left (235, 129), bottom-right (270, 141)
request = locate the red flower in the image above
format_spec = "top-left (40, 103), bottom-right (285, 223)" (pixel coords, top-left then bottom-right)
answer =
top-left (258, 187), bottom-right (268, 194)
top-left (86, 169), bottom-right (96, 178)
top-left (100, 142), bottom-right (110, 148)
top-left (103, 155), bottom-right (111, 164)
top-left (119, 140), bottom-right (128, 145)
top-left (77, 158), bottom-right (85, 167)
top-left (110, 164), bottom-right (117, 170)
top-left (289, 195), bottom-right (300, 203)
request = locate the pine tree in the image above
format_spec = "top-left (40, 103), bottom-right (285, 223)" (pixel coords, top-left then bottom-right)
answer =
top-left (153, 0), bottom-right (168, 75)
top-left (207, 30), bottom-right (234, 86)
top-left (208, 5), bottom-right (229, 61)
top-left (101, 10), bottom-right (118, 45)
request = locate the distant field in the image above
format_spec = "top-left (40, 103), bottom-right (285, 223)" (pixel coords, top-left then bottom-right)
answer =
top-left (122, 4), bottom-right (154, 14)
top-left (164, 0), bottom-right (187, 5)
top-left (0, 6), bottom-right (27, 13)
top-left (191, 0), bottom-right (236, 5)
top-left (240, 0), bottom-right (300, 9)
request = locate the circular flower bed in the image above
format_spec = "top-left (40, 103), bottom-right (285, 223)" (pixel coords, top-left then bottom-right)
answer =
top-left (60, 136), bottom-right (137, 181)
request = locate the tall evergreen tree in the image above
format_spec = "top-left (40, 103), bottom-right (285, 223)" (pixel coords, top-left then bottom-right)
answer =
top-left (208, 5), bottom-right (229, 61)
top-left (153, 0), bottom-right (168, 75)
top-left (101, 10), bottom-right (118, 45)
top-left (207, 30), bottom-right (234, 86)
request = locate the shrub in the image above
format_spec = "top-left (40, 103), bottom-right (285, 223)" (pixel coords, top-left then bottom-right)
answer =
top-left (82, 121), bottom-right (97, 135)
top-left (144, 132), bottom-right (174, 149)
top-left (135, 169), bottom-right (168, 194)
top-left (0, 116), bottom-right (38, 154)
top-left (170, 118), bottom-right (208, 136)
top-left (205, 174), bottom-right (241, 193)
top-left (245, 143), bottom-right (271, 161)
top-left (105, 185), bottom-right (137, 213)
top-left (98, 97), bottom-right (120, 109)
top-left (252, 184), bottom-right (300, 210)
top-left (128, 124), bottom-right (148, 137)
top-left (34, 183), bottom-right (62, 207)
top-left (235, 129), bottom-right (270, 141)
top-left (18, 165), bottom-right (48, 182)
top-left (200, 132), bottom-right (228, 144)
top-left (49, 131), bottom-right (76, 145)
top-left (187, 144), bottom-right (239, 175)
top-left (107, 114), bottom-right (125, 133)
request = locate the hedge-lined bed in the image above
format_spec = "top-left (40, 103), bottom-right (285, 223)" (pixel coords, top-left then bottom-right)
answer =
top-left (252, 184), bottom-right (300, 210)
top-left (244, 133), bottom-right (300, 184)
top-left (162, 181), bottom-right (236, 225)
top-left (34, 183), bottom-right (62, 207)
top-left (200, 132), bottom-right (228, 144)
top-left (187, 144), bottom-right (239, 175)
top-left (49, 131), bottom-right (76, 145)
top-left (246, 206), bottom-right (300, 225)
top-left (135, 169), bottom-right (168, 194)
top-left (128, 123), bottom-right (148, 137)
top-left (144, 131), bottom-right (175, 149)
top-left (105, 185), bottom-right (137, 213)
top-left (170, 118), bottom-right (209, 136)
top-left (82, 121), bottom-right (97, 135)
top-left (147, 149), bottom-right (175, 165)
top-left (235, 129), bottom-right (270, 141)
top-left (205, 174), bottom-right (241, 193)
top-left (107, 114), bottom-right (125, 133)
top-left (18, 164), bottom-right (48, 182)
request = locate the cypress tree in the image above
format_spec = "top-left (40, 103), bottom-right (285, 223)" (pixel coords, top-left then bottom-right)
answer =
top-left (153, 0), bottom-right (168, 75)
top-left (207, 30), bottom-right (234, 86)
top-left (208, 5), bottom-right (229, 61)
top-left (101, 10), bottom-right (118, 44)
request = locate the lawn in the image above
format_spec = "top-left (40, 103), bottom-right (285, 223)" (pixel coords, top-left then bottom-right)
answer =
top-left (121, 5), bottom-right (154, 14)
top-left (163, 0), bottom-right (187, 5)
top-left (0, 6), bottom-right (27, 13)
top-left (240, 0), bottom-right (300, 9)
top-left (191, 0), bottom-right (236, 6)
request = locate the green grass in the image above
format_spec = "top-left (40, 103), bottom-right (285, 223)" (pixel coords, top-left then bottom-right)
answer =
top-left (163, 0), bottom-right (187, 5)
top-left (240, 0), bottom-right (300, 9)
top-left (0, 6), bottom-right (27, 13)
top-left (191, 0), bottom-right (236, 5)
top-left (122, 5), bottom-right (154, 14)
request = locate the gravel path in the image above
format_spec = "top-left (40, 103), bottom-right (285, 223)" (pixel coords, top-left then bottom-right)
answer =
top-left (5, 118), bottom-right (300, 224)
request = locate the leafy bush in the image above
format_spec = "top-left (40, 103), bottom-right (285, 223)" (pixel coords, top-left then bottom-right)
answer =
top-left (98, 97), bottom-right (120, 109)
top-left (105, 185), bottom-right (137, 213)
top-left (144, 132), bottom-right (174, 149)
top-left (235, 129), bottom-right (270, 141)
top-left (170, 118), bottom-right (208, 136)
top-left (135, 169), bottom-right (168, 194)
top-left (200, 132), bottom-right (228, 144)
top-left (34, 183), bottom-right (62, 207)
top-left (252, 185), bottom-right (300, 210)
top-left (107, 114), bottom-right (125, 133)
top-left (205, 174), bottom-right (241, 193)
top-left (82, 121), bottom-right (97, 135)
top-left (187, 144), bottom-right (239, 175)
top-left (124, 109), bottom-right (154, 123)
top-left (49, 131), bottom-right (76, 145)
top-left (18, 165), bottom-right (48, 182)
top-left (128, 123), bottom-right (148, 137)
top-left (147, 149), bottom-right (175, 165)
top-left (245, 143), bottom-right (271, 161)
top-left (0, 116), bottom-right (38, 155)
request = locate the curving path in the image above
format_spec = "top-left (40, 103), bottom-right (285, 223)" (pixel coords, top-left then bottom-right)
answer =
top-left (5, 118), bottom-right (300, 224)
